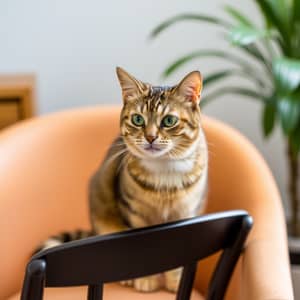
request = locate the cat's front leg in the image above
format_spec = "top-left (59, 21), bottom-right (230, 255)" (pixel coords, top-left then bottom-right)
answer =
top-left (164, 267), bottom-right (182, 292)
top-left (93, 217), bottom-right (128, 235)
top-left (133, 275), bottom-right (161, 292)
top-left (121, 275), bottom-right (161, 292)
top-left (120, 279), bottom-right (134, 288)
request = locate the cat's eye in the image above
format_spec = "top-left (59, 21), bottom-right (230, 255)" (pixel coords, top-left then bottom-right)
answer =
top-left (132, 114), bottom-right (145, 127)
top-left (161, 115), bottom-right (178, 128)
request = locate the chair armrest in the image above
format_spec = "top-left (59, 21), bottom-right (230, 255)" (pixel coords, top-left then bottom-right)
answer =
top-left (242, 239), bottom-right (293, 300)
top-left (194, 118), bottom-right (294, 299)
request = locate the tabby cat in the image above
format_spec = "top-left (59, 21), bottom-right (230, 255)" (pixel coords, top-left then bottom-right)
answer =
top-left (37, 67), bottom-right (208, 293)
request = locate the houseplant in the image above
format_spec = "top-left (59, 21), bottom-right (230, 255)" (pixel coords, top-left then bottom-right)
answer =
top-left (151, 0), bottom-right (300, 236)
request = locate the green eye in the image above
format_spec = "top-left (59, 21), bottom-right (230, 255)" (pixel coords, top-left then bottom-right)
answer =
top-left (132, 114), bottom-right (145, 127)
top-left (162, 115), bottom-right (178, 127)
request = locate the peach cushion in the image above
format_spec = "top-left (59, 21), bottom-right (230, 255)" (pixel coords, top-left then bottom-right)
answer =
top-left (8, 284), bottom-right (204, 300)
top-left (0, 106), bottom-right (293, 300)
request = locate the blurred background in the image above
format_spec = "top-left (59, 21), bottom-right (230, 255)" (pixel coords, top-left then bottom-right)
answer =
top-left (0, 0), bottom-right (287, 214)
top-left (2, 0), bottom-right (300, 297)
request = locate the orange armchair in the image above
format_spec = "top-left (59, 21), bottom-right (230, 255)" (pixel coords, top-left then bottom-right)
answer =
top-left (0, 106), bottom-right (293, 300)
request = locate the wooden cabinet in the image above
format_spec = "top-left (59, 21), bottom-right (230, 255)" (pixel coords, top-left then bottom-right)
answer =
top-left (0, 75), bottom-right (35, 130)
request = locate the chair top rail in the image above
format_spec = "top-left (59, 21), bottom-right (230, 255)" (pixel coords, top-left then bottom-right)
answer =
top-left (31, 210), bottom-right (250, 287)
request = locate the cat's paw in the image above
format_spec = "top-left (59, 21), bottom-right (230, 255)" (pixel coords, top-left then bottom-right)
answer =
top-left (133, 275), bottom-right (161, 292)
top-left (165, 268), bottom-right (182, 293)
top-left (120, 279), bottom-right (134, 287)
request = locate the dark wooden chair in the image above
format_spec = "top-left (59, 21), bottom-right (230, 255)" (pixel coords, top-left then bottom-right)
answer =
top-left (20, 210), bottom-right (252, 300)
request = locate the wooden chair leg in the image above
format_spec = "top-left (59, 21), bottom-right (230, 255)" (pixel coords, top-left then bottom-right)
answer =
top-left (87, 284), bottom-right (103, 300)
top-left (207, 216), bottom-right (253, 300)
top-left (176, 262), bottom-right (197, 300)
top-left (20, 259), bottom-right (46, 300)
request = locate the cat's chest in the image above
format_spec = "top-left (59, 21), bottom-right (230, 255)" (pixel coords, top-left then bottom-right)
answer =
top-left (119, 157), bottom-right (207, 225)
top-left (121, 179), bottom-right (204, 226)
top-left (141, 159), bottom-right (195, 174)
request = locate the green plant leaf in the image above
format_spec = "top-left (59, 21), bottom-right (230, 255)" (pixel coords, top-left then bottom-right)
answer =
top-left (224, 3), bottom-right (275, 58)
top-left (254, 0), bottom-right (291, 53)
top-left (203, 70), bottom-right (243, 88)
top-left (203, 70), bottom-right (234, 87)
top-left (162, 50), bottom-right (261, 77)
top-left (278, 94), bottom-right (300, 134)
top-left (291, 21), bottom-right (300, 58)
top-left (204, 69), bottom-right (266, 88)
top-left (254, 0), bottom-right (290, 31)
top-left (201, 86), bottom-right (268, 107)
top-left (294, 0), bottom-right (300, 23)
top-left (224, 5), bottom-right (255, 27)
top-left (150, 13), bottom-right (231, 38)
top-left (229, 25), bottom-right (271, 45)
top-left (273, 57), bottom-right (300, 93)
top-left (228, 26), bottom-right (276, 70)
top-left (235, 43), bottom-right (273, 76)
top-left (289, 123), bottom-right (300, 155)
top-left (262, 101), bottom-right (276, 137)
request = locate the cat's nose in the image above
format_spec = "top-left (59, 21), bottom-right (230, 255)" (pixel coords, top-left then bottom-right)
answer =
top-left (145, 135), bottom-right (158, 144)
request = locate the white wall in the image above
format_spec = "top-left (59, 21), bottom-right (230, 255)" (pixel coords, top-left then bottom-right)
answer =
top-left (0, 0), bottom-right (290, 214)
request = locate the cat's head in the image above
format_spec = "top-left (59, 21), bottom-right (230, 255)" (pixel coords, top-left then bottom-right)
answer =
top-left (117, 67), bottom-right (203, 160)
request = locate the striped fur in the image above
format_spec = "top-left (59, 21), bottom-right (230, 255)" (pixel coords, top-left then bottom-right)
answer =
top-left (35, 67), bottom-right (208, 293)
top-left (33, 230), bottom-right (94, 254)
top-left (88, 68), bottom-right (208, 292)
top-left (90, 68), bottom-right (207, 236)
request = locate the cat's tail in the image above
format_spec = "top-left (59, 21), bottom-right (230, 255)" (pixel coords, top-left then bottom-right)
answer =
top-left (33, 230), bottom-right (95, 255)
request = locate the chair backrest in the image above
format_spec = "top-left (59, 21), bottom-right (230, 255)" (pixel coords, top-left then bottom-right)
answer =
top-left (21, 210), bottom-right (252, 300)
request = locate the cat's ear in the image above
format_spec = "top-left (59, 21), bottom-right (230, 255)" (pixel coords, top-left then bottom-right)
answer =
top-left (116, 67), bottom-right (146, 103)
top-left (175, 71), bottom-right (203, 104)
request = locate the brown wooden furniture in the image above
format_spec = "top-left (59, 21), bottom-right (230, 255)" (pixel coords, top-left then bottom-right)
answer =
top-left (0, 75), bottom-right (35, 130)
top-left (20, 211), bottom-right (252, 300)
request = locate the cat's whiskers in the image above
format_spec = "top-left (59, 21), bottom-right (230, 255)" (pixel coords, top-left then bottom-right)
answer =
top-left (102, 142), bottom-right (125, 154)
top-left (108, 140), bottom-right (127, 150)
top-left (134, 139), bottom-right (170, 153)
top-left (111, 139), bottom-right (126, 145)
top-left (169, 144), bottom-right (189, 159)
top-left (117, 152), bottom-right (130, 173)
top-left (103, 148), bottom-right (128, 169)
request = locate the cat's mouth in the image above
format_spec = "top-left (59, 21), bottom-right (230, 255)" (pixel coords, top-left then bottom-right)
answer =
top-left (143, 144), bottom-right (162, 153)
